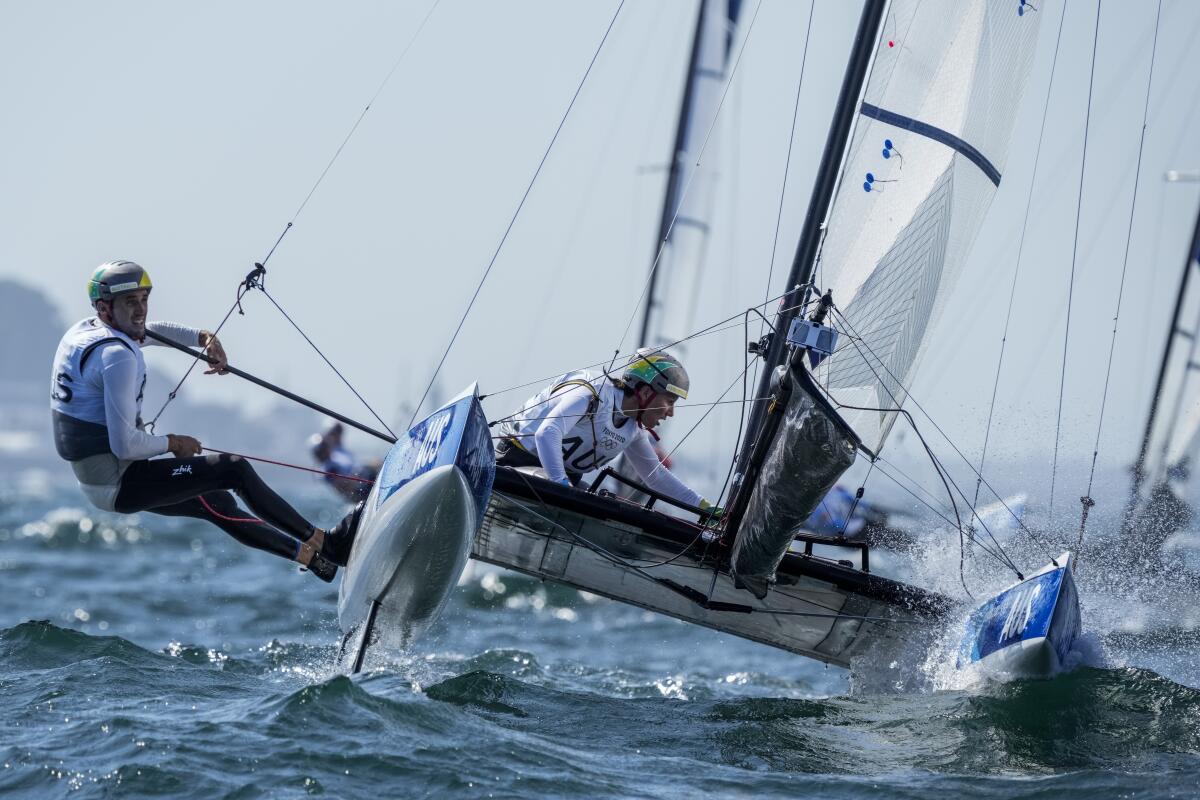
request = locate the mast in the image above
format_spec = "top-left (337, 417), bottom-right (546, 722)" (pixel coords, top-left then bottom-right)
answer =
top-left (1125, 185), bottom-right (1200, 530)
top-left (638, 0), bottom-right (742, 349)
top-left (727, 0), bottom-right (887, 520)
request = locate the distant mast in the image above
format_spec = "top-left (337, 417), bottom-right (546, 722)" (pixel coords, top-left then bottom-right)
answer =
top-left (1126, 180), bottom-right (1200, 528)
top-left (637, 0), bottom-right (742, 352)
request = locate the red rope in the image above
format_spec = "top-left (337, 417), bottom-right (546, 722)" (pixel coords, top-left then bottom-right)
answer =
top-left (202, 447), bottom-right (376, 484)
top-left (198, 494), bottom-right (266, 524)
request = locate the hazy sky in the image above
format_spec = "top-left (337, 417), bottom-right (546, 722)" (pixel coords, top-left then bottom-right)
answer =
top-left (3, 1), bottom-right (1199, 516)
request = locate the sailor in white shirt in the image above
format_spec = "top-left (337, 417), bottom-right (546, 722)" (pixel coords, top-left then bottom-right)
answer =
top-left (496, 348), bottom-right (718, 513)
top-left (50, 261), bottom-right (356, 581)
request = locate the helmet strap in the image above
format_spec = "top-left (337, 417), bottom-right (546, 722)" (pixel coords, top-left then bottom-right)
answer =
top-left (632, 385), bottom-right (662, 440)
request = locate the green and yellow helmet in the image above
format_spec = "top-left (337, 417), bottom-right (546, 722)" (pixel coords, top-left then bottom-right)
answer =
top-left (623, 348), bottom-right (689, 400)
top-left (88, 260), bottom-right (153, 306)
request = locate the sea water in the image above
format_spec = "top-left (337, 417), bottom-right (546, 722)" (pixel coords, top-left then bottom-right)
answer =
top-left (2, 477), bottom-right (1198, 799)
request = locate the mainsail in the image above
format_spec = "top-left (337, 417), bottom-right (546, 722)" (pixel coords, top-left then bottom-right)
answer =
top-left (728, 0), bottom-right (1042, 591)
top-left (814, 0), bottom-right (1043, 452)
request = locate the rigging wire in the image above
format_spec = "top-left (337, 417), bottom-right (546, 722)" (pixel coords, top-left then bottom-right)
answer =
top-left (147, 3), bottom-right (440, 429)
top-left (612, 0), bottom-right (766, 360)
top-left (829, 307), bottom-right (1043, 577)
top-left (830, 305), bottom-right (1054, 560)
top-left (492, 395), bottom-right (771, 433)
top-left (1079, 0), bottom-right (1164, 542)
top-left (755, 0), bottom-right (817, 375)
top-left (286, 0), bottom-right (443, 232)
top-left (1049, 0), bottom-right (1104, 518)
top-left (146, 276), bottom-right (260, 432)
top-left (484, 292), bottom-right (798, 427)
top-left (407, 0), bottom-right (628, 429)
top-left (971, 0), bottom-right (1069, 513)
top-left (870, 457), bottom-right (1018, 572)
top-left (257, 287), bottom-right (397, 438)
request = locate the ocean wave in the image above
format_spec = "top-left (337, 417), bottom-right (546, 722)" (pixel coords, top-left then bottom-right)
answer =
top-left (4, 507), bottom-right (150, 550)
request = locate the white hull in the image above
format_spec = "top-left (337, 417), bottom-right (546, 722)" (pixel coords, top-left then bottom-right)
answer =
top-left (338, 464), bottom-right (476, 647)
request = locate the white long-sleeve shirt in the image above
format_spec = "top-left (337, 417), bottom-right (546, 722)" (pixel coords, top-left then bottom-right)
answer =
top-left (50, 317), bottom-right (202, 508)
top-left (501, 374), bottom-right (703, 507)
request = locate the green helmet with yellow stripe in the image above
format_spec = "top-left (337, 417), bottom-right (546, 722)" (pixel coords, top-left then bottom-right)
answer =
top-left (623, 348), bottom-right (689, 400)
top-left (88, 260), bottom-right (153, 306)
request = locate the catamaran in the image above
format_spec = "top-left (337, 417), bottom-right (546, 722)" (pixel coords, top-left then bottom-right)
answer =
top-left (336, 0), bottom-right (1084, 678)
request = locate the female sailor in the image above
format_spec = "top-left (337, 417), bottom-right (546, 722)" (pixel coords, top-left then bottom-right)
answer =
top-left (496, 348), bottom-right (718, 513)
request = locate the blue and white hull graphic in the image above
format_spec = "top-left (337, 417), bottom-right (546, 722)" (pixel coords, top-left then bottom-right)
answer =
top-left (338, 385), bottom-right (495, 650)
top-left (958, 552), bottom-right (1080, 677)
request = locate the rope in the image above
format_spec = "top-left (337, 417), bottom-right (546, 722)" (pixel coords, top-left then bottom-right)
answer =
top-left (202, 447), bottom-right (376, 485)
top-left (971, 0), bottom-right (1068, 511)
top-left (198, 495), bottom-right (267, 525)
top-left (829, 309), bottom-right (1037, 578)
top-left (484, 292), bottom-right (797, 428)
top-left (145, 296), bottom-right (243, 433)
top-left (1049, 0), bottom-right (1103, 518)
top-left (407, 0), bottom-right (627, 430)
top-left (1079, 0), bottom-right (1163, 542)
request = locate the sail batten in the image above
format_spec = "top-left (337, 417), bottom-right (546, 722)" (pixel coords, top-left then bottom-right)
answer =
top-left (859, 102), bottom-right (1001, 185)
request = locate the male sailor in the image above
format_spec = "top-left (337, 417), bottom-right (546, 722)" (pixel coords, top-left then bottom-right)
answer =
top-left (50, 260), bottom-right (357, 581)
top-left (496, 348), bottom-right (719, 513)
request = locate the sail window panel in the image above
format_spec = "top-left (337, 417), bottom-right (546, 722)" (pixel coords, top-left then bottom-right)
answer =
top-left (813, 0), bottom-right (1041, 452)
top-left (823, 167), bottom-right (953, 448)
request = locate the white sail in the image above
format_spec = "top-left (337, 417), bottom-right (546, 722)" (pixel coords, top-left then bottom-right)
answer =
top-left (813, 0), bottom-right (1042, 452)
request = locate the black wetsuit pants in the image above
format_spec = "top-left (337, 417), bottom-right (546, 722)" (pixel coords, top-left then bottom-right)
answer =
top-left (494, 439), bottom-right (583, 486)
top-left (113, 453), bottom-right (314, 560)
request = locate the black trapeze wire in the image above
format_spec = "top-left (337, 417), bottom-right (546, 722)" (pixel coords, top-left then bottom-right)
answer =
top-left (407, 0), bottom-right (627, 430)
top-left (971, 0), bottom-right (1068, 513)
top-left (147, 1), bottom-right (440, 430)
top-left (1049, 0), bottom-right (1103, 519)
top-left (1080, 0), bottom-right (1162, 532)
